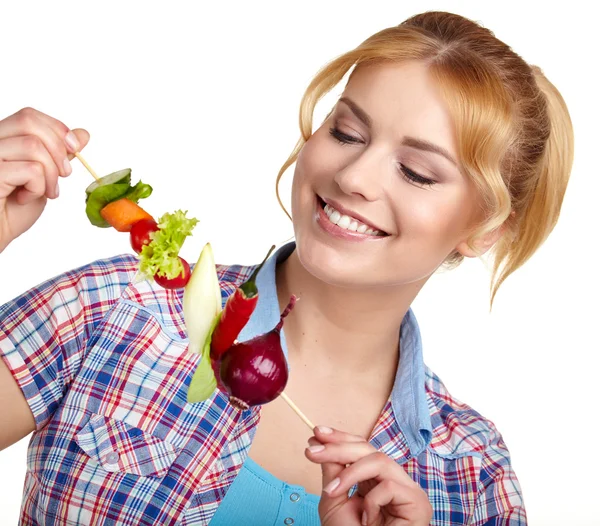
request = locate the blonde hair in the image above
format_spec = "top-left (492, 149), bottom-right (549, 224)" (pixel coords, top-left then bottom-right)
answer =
top-left (275, 11), bottom-right (574, 306)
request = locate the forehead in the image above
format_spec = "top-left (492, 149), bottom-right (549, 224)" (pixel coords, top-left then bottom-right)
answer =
top-left (341, 61), bottom-right (457, 152)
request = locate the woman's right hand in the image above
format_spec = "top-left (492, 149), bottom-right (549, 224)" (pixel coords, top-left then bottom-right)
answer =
top-left (0, 107), bottom-right (90, 253)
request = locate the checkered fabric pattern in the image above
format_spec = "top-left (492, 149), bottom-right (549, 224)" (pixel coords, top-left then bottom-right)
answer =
top-left (0, 254), bottom-right (526, 525)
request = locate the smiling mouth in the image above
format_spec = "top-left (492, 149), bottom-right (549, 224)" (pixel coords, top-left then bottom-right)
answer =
top-left (317, 196), bottom-right (389, 237)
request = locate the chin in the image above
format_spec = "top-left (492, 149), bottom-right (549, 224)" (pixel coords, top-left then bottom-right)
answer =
top-left (290, 194), bottom-right (388, 287)
top-left (295, 237), bottom-right (351, 287)
top-left (292, 231), bottom-right (386, 289)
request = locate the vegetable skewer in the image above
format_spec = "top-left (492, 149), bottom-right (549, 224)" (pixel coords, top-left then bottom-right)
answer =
top-left (76, 152), bottom-right (315, 429)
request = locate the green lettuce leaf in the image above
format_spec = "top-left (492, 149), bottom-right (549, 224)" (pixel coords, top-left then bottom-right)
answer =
top-left (138, 210), bottom-right (199, 279)
top-left (124, 181), bottom-right (153, 203)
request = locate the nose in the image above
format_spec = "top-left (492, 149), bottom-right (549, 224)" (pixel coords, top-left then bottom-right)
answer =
top-left (333, 149), bottom-right (386, 202)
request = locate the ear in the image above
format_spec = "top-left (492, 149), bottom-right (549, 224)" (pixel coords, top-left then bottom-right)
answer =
top-left (456, 230), bottom-right (502, 258)
top-left (456, 212), bottom-right (515, 258)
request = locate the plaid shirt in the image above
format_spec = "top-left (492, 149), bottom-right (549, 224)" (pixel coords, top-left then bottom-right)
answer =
top-left (0, 243), bottom-right (526, 525)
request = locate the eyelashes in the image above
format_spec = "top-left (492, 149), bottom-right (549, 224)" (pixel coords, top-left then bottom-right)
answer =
top-left (399, 163), bottom-right (436, 188)
top-left (328, 126), bottom-right (436, 188)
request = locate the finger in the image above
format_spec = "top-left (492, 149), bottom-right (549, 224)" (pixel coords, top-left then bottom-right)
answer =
top-left (307, 437), bottom-right (321, 448)
top-left (15, 186), bottom-right (47, 205)
top-left (313, 425), bottom-right (367, 445)
top-left (308, 429), bottom-right (373, 522)
top-left (31, 110), bottom-right (91, 156)
top-left (63, 128), bottom-right (91, 178)
top-left (0, 108), bottom-right (77, 178)
top-left (362, 479), bottom-right (404, 525)
top-left (66, 128), bottom-right (90, 157)
top-left (0, 136), bottom-right (60, 198)
top-left (363, 479), bottom-right (432, 526)
top-left (16, 107), bottom-right (77, 151)
top-left (0, 161), bottom-right (46, 204)
top-left (310, 451), bottom-right (418, 499)
top-left (317, 459), bottom-right (348, 524)
top-left (305, 440), bottom-right (377, 467)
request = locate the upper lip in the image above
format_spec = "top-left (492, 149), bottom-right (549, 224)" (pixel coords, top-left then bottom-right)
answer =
top-left (321, 197), bottom-right (389, 234)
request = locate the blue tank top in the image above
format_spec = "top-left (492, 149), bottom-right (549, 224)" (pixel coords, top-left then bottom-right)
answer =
top-left (209, 457), bottom-right (321, 525)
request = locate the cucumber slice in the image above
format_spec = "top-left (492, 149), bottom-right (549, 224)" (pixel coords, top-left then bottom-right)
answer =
top-left (85, 168), bottom-right (132, 195)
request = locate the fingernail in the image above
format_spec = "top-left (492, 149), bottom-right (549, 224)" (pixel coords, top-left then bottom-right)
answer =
top-left (63, 158), bottom-right (72, 176)
top-left (317, 426), bottom-right (333, 434)
top-left (65, 131), bottom-right (79, 152)
top-left (307, 445), bottom-right (325, 453)
top-left (55, 182), bottom-right (60, 197)
top-left (361, 511), bottom-right (368, 526)
top-left (323, 477), bottom-right (340, 495)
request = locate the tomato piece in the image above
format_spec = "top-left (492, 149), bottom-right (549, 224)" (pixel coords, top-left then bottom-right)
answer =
top-left (153, 257), bottom-right (191, 289)
top-left (130, 219), bottom-right (160, 254)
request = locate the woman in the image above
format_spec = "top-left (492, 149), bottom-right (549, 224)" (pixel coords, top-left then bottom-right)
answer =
top-left (0, 10), bottom-right (572, 526)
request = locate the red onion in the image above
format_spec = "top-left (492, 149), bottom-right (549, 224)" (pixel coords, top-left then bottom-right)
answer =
top-left (219, 295), bottom-right (296, 410)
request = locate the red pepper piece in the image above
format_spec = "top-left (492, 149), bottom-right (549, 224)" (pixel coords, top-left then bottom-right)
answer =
top-left (210, 245), bottom-right (275, 360)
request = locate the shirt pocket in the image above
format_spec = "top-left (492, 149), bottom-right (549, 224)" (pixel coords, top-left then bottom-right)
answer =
top-left (76, 414), bottom-right (179, 478)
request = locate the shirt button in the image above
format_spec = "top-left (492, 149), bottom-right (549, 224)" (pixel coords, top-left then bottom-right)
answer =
top-left (289, 492), bottom-right (300, 502)
top-left (284, 519), bottom-right (294, 525)
top-left (105, 451), bottom-right (120, 465)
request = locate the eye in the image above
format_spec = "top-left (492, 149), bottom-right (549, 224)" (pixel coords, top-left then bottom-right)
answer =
top-left (399, 164), bottom-right (436, 188)
top-left (329, 126), bottom-right (362, 146)
top-left (329, 126), bottom-right (436, 188)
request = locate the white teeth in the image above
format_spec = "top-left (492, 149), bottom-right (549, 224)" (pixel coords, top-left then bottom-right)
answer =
top-left (337, 215), bottom-right (351, 229)
top-left (322, 202), bottom-right (382, 236)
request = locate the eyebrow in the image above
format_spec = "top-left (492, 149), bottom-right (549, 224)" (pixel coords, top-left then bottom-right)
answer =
top-left (338, 96), bottom-right (458, 167)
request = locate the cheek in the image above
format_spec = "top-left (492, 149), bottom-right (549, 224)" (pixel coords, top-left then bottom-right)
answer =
top-left (291, 134), bottom-right (331, 209)
top-left (295, 129), bottom-right (342, 183)
top-left (398, 189), bottom-right (476, 246)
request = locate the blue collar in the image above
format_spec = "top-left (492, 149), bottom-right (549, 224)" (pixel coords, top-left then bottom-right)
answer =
top-left (237, 242), bottom-right (432, 457)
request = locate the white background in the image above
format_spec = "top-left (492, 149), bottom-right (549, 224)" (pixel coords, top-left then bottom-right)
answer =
top-left (0, 1), bottom-right (597, 525)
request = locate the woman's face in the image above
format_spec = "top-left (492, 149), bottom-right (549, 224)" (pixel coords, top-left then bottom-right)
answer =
top-left (290, 60), bottom-right (483, 289)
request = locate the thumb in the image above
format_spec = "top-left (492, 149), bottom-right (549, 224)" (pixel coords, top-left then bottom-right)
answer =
top-left (67, 128), bottom-right (91, 157)
top-left (318, 461), bottom-right (348, 520)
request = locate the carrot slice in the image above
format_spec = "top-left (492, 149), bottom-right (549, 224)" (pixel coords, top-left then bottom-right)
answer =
top-left (100, 198), bottom-right (154, 232)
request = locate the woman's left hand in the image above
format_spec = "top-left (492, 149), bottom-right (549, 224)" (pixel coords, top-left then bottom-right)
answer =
top-left (305, 426), bottom-right (432, 526)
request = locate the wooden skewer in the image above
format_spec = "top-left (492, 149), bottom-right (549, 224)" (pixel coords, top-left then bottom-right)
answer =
top-left (280, 391), bottom-right (315, 431)
top-left (74, 152), bottom-right (101, 182)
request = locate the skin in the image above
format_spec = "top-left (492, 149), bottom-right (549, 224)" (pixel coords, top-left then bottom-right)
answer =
top-left (251, 61), bottom-right (503, 525)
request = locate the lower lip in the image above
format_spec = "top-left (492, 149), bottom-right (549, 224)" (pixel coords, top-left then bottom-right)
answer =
top-left (314, 198), bottom-right (386, 242)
